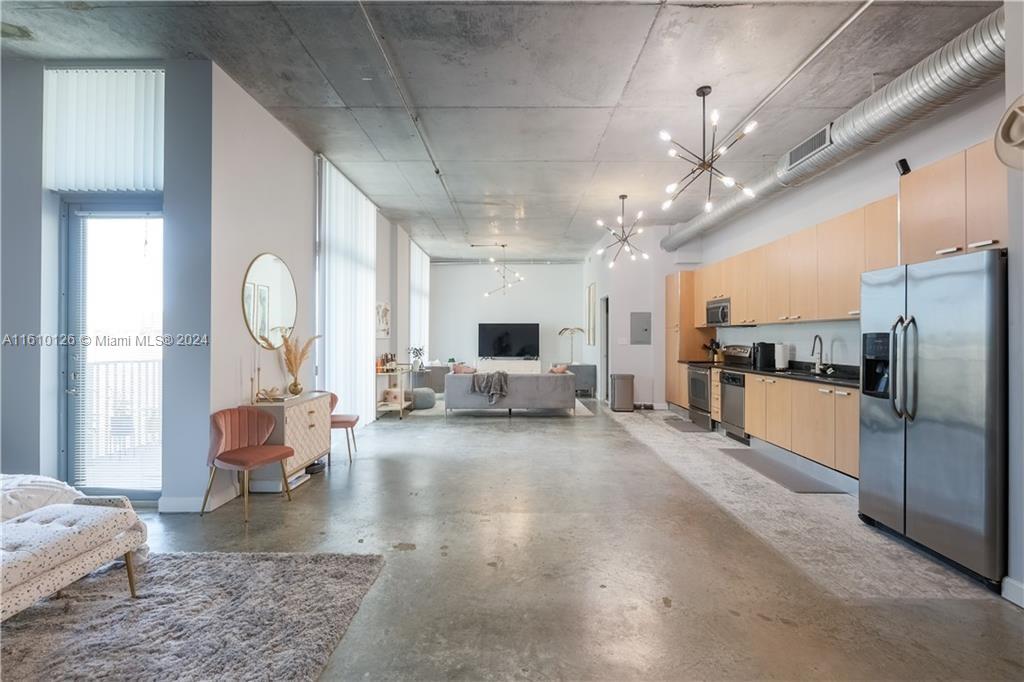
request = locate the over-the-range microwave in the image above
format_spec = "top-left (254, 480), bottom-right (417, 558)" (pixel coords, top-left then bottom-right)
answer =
top-left (706, 298), bottom-right (730, 326)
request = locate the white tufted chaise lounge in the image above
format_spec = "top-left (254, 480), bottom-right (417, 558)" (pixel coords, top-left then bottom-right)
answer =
top-left (1, 497), bottom-right (147, 621)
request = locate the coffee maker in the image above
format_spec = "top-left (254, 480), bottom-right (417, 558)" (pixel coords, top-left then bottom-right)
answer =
top-left (752, 342), bottom-right (776, 371)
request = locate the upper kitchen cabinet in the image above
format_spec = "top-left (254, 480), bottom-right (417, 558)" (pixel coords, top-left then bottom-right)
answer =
top-left (864, 195), bottom-right (898, 272)
top-left (704, 261), bottom-right (725, 302)
top-left (693, 268), bottom-right (707, 327)
top-left (900, 150), bottom-right (966, 264)
top-left (787, 227), bottom-right (818, 322)
top-left (722, 255), bottom-right (745, 321)
top-left (764, 238), bottom-right (791, 323)
top-left (965, 141), bottom-right (1008, 252)
top-left (740, 247), bottom-right (767, 325)
top-left (816, 207), bottom-right (864, 320)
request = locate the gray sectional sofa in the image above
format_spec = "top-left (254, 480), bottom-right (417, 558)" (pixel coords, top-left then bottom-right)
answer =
top-left (444, 372), bottom-right (576, 415)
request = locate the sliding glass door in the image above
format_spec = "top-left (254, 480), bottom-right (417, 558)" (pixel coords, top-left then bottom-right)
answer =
top-left (65, 209), bottom-right (163, 495)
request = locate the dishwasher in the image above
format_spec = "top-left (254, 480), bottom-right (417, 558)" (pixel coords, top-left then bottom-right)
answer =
top-left (720, 370), bottom-right (747, 443)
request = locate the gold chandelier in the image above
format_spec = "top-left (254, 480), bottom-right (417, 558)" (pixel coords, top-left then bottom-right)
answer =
top-left (594, 194), bottom-right (649, 269)
top-left (659, 85), bottom-right (758, 214)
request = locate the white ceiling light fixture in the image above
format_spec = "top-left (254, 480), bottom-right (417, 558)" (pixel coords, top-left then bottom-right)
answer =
top-left (594, 194), bottom-right (650, 269)
top-left (658, 85), bottom-right (758, 213)
top-left (472, 243), bottom-right (525, 297)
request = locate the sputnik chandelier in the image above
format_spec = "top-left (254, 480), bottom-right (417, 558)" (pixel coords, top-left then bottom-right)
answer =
top-left (595, 194), bottom-right (649, 269)
top-left (473, 244), bottom-right (526, 298)
top-left (659, 85), bottom-right (758, 215)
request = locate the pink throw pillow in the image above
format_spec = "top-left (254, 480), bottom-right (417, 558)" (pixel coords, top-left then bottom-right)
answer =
top-left (549, 365), bottom-right (568, 374)
top-left (453, 363), bottom-right (476, 374)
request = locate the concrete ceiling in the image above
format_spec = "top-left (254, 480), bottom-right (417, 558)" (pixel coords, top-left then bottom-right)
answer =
top-left (1, 1), bottom-right (999, 260)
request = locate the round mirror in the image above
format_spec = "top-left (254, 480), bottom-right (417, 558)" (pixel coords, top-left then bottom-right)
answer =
top-left (242, 253), bottom-right (297, 349)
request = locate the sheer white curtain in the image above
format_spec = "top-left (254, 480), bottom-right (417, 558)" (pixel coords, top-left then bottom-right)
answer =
top-left (318, 156), bottom-right (377, 425)
top-left (43, 68), bottom-right (165, 192)
top-left (408, 240), bottom-right (430, 360)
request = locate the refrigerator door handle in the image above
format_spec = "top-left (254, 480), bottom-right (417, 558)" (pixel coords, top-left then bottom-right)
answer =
top-left (903, 316), bottom-right (918, 421)
top-left (889, 315), bottom-right (905, 419)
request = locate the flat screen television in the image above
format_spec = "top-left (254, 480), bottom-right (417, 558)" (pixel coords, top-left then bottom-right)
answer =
top-left (478, 323), bottom-right (540, 359)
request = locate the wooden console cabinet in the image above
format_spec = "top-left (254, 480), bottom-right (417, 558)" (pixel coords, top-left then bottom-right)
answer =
top-left (249, 391), bottom-right (332, 492)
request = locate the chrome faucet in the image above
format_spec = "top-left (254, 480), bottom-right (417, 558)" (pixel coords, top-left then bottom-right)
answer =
top-left (811, 334), bottom-right (824, 375)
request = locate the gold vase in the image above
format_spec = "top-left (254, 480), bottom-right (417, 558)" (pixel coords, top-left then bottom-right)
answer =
top-left (288, 379), bottom-right (303, 396)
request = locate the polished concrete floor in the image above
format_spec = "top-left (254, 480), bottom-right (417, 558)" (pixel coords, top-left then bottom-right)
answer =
top-left (141, 403), bottom-right (1024, 680)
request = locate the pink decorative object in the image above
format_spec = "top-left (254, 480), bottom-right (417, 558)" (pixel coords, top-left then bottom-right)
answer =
top-left (452, 363), bottom-right (477, 374)
top-left (549, 365), bottom-right (569, 374)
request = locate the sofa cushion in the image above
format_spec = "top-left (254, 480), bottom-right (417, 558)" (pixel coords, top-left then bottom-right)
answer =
top-left (2, 504), bottom-right (142, 591)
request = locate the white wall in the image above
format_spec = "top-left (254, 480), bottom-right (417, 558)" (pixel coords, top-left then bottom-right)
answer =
top-left (580, 228), bottom-right (684, 407)
top-left (376, 214), bottom-right (395, 357)
top-left (430, 263), bottom-right (583, 369)
top-left (206, 63), bottom-right (315, 510)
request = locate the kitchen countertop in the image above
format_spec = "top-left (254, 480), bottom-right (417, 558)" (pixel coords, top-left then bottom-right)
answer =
top-left (680, 360), bottom-right (860, 389)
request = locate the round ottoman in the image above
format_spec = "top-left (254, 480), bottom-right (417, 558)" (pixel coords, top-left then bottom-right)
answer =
top-left (412, 387), bottom-right (436, 410)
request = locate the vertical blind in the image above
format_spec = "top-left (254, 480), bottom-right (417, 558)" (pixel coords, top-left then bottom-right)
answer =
top-left (409, 240), bottom-right (430, 360)
top-left (318, 156), bottom-right (377, 425)
top-left (43, 68), bottom-right (165, 192)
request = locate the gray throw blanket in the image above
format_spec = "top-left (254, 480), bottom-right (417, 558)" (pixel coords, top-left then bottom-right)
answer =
top-left (471, 371), bottom-right (509, 405)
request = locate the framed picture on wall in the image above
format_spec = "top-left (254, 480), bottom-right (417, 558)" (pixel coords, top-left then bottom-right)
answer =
top-left (256, 284), bottom-right (270, 341)
top-left (586, 282), bottom-right (597, 346)
top-left (376, 301), bottom-right (391, 339)
top-left (243, 282), bottom-right (256, 331)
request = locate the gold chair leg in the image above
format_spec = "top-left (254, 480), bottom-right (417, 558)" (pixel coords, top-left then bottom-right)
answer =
top-left (280, 461), bottom-right (292, 501)
top-left (243, 470), bottom-right (250, 523)
top-left (200, 467), bottom-right (217, 516)
top-left (345, 429), bottom-right (353, 464)
top-left (124, 552), bottom-right (138, 598)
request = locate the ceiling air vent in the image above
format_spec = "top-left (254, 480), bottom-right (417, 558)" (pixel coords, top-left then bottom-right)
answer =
top-left (786, 124), bottom-right (832, 170)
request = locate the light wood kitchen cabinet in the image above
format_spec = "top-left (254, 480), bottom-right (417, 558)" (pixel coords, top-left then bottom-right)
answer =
top-left (965, 141), bottom-right (1008, 252)
top-left (900, 150), bottom-right (966, 264)
top-left (816, 208), bottom-right (864, 320)
top-left (711, 368), bottom-right (722, 422)
top-left (704, 261), bottom-right (725, 302)
top-left (665, 273), bottom-right (683, 407)
top-left (745, 375), bottom-right (767, 440)
top-left (764, 377), bottom-right (792, 450)
top-left (764, 238), bottom-right (792, 323)
top-left (787, 227), bottom-right (818, 322)
top-left (864, 195), bottom-right (898, 271)
top-left (834, 388), bottom-right (860, 477)
top-left (693, 268), bottom-right (707, 327)
top-left (790, 381), bottom-right (836, 469)
top-left (743, 247), bottom-right (767, 324)
top-left (666, 271), bottom-right (713, 406)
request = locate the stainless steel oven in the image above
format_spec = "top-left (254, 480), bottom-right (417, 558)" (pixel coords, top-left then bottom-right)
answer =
top-left (687, 364), bottom-right (712, 430)
top-left (706, 298), bottom-right (731, 326)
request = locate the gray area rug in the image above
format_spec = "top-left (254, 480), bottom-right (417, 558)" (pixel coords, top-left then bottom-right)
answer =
top-left (614, 410), bottom-right (994, 600)
top-left (1, 552), bottom-right (384, 681)
top-left (664, 415), bottom-right (708, 433)
top-left (719, 447), bottom-right (846, 494)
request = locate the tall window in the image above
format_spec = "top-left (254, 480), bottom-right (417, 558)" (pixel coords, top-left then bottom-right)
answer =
top-left (44, 69), bottom-right (165, 192)
top-left (318, 156), bottom-right (377, 425)
top-left (67, 212), bottom-right (163, 493)
top-left (409, 240), bottom-right (430, 360)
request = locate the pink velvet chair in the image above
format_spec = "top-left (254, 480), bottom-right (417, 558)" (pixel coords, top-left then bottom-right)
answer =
top-left (328, 393), bottom-right (359, 465)
top-left (202, 406), bottom-right (294, 522)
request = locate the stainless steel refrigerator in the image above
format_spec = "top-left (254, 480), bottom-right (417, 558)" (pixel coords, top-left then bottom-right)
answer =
top-left (859, 249), bottom-right (1006, 586)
